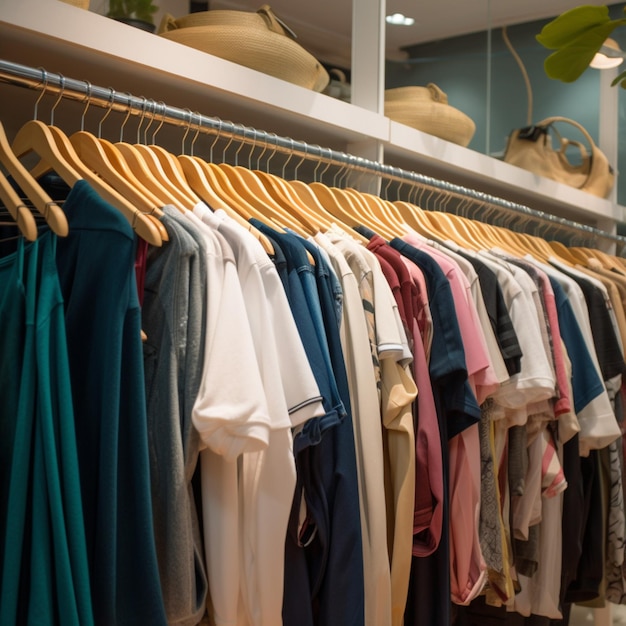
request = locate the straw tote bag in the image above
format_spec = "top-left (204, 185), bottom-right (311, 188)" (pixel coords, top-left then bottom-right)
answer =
top-left (503, 116), bottom-right (614, 198)
top-left (158, 5), bottom-right (329, 92)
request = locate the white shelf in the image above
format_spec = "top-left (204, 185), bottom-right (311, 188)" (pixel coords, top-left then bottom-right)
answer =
top-left (385, 121), bottom-right (625, 229)
top-left (1, 0), bottom-right (624, 232)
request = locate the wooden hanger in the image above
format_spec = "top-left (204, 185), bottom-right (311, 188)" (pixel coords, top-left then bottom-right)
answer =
top-left (47, 125), bottom-right (168, 243)
top-left (393, 199), bottom-right (440, 238)
top-left (115, 98), bottom-right (194, 210)
top-left (216, 162), bottom-right (310, 237)
top-left (12, 120), bottom-right (161, 246)
top-left (0, 120), bottom-right (68, 236)
top-left (250, 169), bottom-right (318, 232)
top-left (571, 245), bottom-right (626, 275)
top-left (192, 155), bottom-right (319, 260)
top-left (66, 131), bottom-right (169, 243)
top-left (548, 240), bottom-right (586, 265)
top-left (342, 188), bottom-right (396, 238)
top-left (347, 183), bottom-right (403, 233)
top-left (288, 179), bottom-right (368, 241)
top-left (0, 168), bottom-right (38, 241)
top-left (189, 157), bottom-right (273, 225)
top-left (378, 196), bottom-right (410, 234)
top-left (134, 144), bottom-right (198, 207)
top-left (178, 154), bottom-right (275, 255)
top-left (308, 181), bottom-right (360, 228)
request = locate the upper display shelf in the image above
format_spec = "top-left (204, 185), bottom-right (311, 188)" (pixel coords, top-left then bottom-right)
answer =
top-left (0, 0), bottom-right (624, 231)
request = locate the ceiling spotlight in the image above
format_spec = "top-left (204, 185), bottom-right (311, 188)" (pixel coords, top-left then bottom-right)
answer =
top-left (386, 13), bottom-right (415, 26)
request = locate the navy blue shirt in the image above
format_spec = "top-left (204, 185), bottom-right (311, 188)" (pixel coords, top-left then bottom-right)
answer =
top-left (249, 221), bottom-right (365, 626)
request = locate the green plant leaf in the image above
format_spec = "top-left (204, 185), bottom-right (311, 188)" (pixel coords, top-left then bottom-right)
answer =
top-left (611, 69), bottom-right (626, 86)
top-left (541, 20), bottom-right (625, 82)
top-left (536, 5), bottom-right (611, 48)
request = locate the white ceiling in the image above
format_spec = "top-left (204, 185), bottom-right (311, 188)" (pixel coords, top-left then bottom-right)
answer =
top-left (210, 0), bottom-right (613, 69)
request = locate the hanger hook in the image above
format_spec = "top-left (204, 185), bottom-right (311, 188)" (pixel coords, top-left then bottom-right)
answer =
top-left (313, 148), bottom-right (324, 183)
top-left (98, 87), bottom-right (115, 138)
top-left (135, 96), bottom-right (148, 144)
top-left (332, 158), bottom-right (347, 187)
top-left (209, 118), bottom-right (222, 163)
top-left (150, 101), bottom-right (166, 145)
top-left (281, 138), bottom-right (296, 179)
top-left (34, 67), bottom-right (49, 121)
top-left (265, 132), bottom-right (279, 173)
top-left (119, 93), bottom-right (133, 142)
top-left (254, 132), bottom-right (268, 171)
top-left (337, 153), bottom-right (351, 188)
top-left (181, 107), bottom-right (193, 154)
top-left (80, 80), bottom-right (92, 132)
top-left (233, 123), bottom-right (246, 167)
top-left (247, 129), bottom-right (257, 170)
top-left (141, 99), bottom-right (157, 145)
top-left (190, 112), bottom-right (202, 157)
top-left (221, 122), bottom-right (236, 163)
top-left (382, 175), bottom-right (393, 201)
top-left (318, 148), bottom-right (333, 184)
top-left (50, 73), bottom-right (65, 126)
top-left (292, 141), bottom-right (309, 181)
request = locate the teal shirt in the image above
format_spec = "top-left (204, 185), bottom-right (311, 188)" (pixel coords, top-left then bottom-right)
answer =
top-left (0, 232), bottom-right (94, 626)
top-left (54, 180), bottom-right (167, 626)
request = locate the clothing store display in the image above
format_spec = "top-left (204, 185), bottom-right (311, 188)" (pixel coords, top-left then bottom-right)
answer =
top-left (3, 70), bottom-right (626, 626)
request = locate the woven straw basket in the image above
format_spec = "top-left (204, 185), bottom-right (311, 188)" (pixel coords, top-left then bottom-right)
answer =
top-left (385, 84), bottom-right (476, 147)
top-left (158, 5), bottom-right (329, 93)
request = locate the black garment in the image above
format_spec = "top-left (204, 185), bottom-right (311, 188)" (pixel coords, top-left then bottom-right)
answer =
top-left (454, 249), bottom-right (523, 376)
top-left (553, 265), bottom-right (626, 381)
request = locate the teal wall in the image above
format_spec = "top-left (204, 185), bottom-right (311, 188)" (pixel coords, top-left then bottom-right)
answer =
top-left (386, 11), bottom-right (626, 205)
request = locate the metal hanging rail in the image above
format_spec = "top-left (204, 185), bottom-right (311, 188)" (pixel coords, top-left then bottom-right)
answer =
top-left (1, 58), bottom-right (625, 249)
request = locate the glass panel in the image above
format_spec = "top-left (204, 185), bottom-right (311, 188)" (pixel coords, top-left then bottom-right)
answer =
top-left (386, 17), bottom-right (602, 160)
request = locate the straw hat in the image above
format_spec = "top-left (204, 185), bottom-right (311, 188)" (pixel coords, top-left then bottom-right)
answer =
top-left (385, 84), bottom-right (476, 147)
top-left (158, 5), bottom-right (329, 93)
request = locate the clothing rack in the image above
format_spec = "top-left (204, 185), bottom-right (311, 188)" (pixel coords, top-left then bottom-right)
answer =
top-left (1, 58), bottom-right (625, 253)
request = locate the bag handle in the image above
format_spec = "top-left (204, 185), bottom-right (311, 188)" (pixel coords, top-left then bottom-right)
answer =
top-left (535, 116), bottom-right (598, 190)
top-left (536, 116), bottom-right (597, 153)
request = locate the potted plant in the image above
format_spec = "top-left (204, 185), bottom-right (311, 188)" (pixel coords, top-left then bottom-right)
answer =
top-left (107, 0), bottom-right (159, 33)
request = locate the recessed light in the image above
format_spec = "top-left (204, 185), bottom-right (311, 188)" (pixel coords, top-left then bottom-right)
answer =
top-left (385, 13), bottom-right (415, 26)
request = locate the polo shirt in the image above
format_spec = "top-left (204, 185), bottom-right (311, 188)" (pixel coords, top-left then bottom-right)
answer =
top-left (476, 252), bottom-right (555, 419)
top-left (356, 229), bottom-right (444, 564)
top-left (402, 231), bottom-right (498, 405)
top-left (449, 244), bottom-right (523, 377)
top-left (390, 237), bottom-right (480, 626)
top-left (327, 230), bottom-right (417, 626)
top-left (250, 223), bottom-right (364, 626)
top-left (313, 231), bottom-right (392, 626)
top-left (184, 210), bottom-right (273, 626)
top-left (200, 207), bottom-right (325, 626)
top-left (531, 258), bottom-right (619, 454)
top-left (432, 242), bottom-right (509, 385)
top-left (551, 260), bottom-right (626, 383)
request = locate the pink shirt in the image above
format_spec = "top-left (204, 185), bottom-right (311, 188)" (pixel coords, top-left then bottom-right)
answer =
top-left (402, 233), bottom-right (491, 605)
top-left (402, 232), bottom-right (499, 404)
top-left (366, 236), bottom-right (444, 558)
